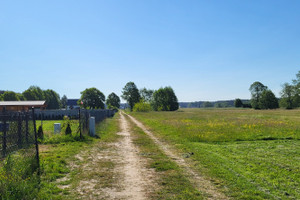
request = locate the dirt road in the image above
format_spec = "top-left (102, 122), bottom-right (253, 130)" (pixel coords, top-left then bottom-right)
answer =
top-left (64, 111), bottom-right (227, 199)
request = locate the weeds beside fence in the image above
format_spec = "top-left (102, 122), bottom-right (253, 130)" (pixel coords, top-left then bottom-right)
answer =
top-left (0, 108), bottom-right (116, 199)
top-left (0, 108), bottom-right (40, 199)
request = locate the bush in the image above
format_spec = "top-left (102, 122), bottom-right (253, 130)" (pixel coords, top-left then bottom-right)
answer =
top-left (65, 123), bottom-right (72, 135)
top-left (37, 125), bottom-right (44, 140)
top-left (62, 115), bottom-right (73, 135)
top-left (133, 100), bottom-right (152, 112)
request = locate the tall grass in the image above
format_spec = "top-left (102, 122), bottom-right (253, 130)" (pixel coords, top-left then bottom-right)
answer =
top-left (0, 150), bottom-right (40, 200)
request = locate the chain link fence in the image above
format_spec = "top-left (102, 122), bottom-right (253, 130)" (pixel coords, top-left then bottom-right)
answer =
top-left (0, 108), bottom-right (40, 176)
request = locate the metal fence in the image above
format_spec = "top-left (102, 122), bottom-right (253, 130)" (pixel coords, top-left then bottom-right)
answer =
top-left (78, 109), bottom-right (116, 137)
top-left (0, 108), bottom-right (39, 168)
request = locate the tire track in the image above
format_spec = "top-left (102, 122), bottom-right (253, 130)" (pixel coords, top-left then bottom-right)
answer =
top-left (125, 112), bottom-right (229, 200)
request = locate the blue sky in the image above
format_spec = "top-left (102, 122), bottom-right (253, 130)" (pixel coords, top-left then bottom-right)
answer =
top-left (1, 0), bottom-right (300, 102)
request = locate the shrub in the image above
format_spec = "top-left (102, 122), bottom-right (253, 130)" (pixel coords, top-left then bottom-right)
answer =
top-left (37, 125), bottom-right (44, 140)
top-left (133, 100), bottom-right (152, 112)
top-left (65, 123), bottom-right (72, 135)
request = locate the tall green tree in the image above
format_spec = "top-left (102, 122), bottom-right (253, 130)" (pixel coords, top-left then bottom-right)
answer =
top-left (280, 83), bottom-right (296, 109)
top-left (2, 91), bottom-right (19, 101)
top-left (259, 90), bottom-right (279, 109)
top-left (121, 82), bottom-right (140, 111)
top-left (22, 86), bottom-right (44, 100)
top-left (290, 71), bottom-right (300, 107)
top-left (43, 89), bottom-right (61, 109)
top-left (249, 81), bottom-right (268, 109)
top-left (61, 95), bottom-right (68, 109)
top-left (106, 92), bottom-right (120, 109)
top-left (152, 87), bottom-right (179, 111)
top-left (79, 87), bottom-right (105, 109)
top-left (140, 88), bottom-right (154, 103)
top-left (234, 98), bottom-right (243, 108)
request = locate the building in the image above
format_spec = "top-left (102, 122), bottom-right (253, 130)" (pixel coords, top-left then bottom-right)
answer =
top-left (0, 101), bottom-right (46, 111)
top-left (67, 99), bottom-right (80, 109)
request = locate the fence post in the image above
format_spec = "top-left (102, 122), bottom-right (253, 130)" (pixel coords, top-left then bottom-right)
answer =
top-left (32, 107), bottom-right (40, 175)
top-left (17, 112), bottom-right (22, 148)
top-left (79, 108), bottom-right (82, 139)
top-left (2, 107), bottom-right (7, 158)
top-left (25, 111), bottom-right (29, 144)
top-left (85, 110), bottom-right (89, 130)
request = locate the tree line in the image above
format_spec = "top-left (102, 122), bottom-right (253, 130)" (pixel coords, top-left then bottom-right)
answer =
top-left (234, 70), bottom-right (300, 110)
top-left (121, 81), bottom-right (179, 112)
top-left (0, 82), bottom-right (179, 112)
top-left (0, 86), bottom-right (120, 110)
top-left (0, 86), bottom-right (62, 109)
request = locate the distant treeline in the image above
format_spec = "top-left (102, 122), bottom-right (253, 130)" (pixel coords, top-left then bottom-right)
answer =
top-left (179, 100), bottom-right (250, 108)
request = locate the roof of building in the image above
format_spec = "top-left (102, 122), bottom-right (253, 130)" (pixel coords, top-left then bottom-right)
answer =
top-left (67, 99), bottom-right (79, 106)
top-left (0, 101), bottom-right (46, 107)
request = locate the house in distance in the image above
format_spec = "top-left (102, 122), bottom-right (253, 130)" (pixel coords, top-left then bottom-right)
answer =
top-left (67, 99), bottom-right (80, 110)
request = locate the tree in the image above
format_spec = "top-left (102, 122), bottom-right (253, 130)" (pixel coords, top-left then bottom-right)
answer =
top-left (140, 88), bottom-right (154, 103)
top-left (259, 90), bottom-right (279, 109)
top-left (249, 81), bottom-right (268, 109)
top-left (61, 95), bottom-right (68, 109)
top-left (234, 98), bottom-right (243, 108)
top-left (280, 83), bottom-right (296, 109)
top-left (22, 86), bottom-right (44, 100)
top-left (2, 91), bottom-right (19, 101)
top-left (202, 101), bottom-right (213, 108)
top-left (152, 87), bottom-right (179, 111)
top-left (79, 87), bottom-right (105, 109)
top-left (106, 92), bottom-right (120, 109)
top-left (121, 82), bottom-right (140, 111)
top-left (44, 89), bottom-right (61, 109)
top-left (17, 93), bottom-right (25, 100)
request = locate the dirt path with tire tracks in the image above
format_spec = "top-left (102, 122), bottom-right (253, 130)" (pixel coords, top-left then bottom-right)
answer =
top-left (125, 112), bottom-right (229, 200)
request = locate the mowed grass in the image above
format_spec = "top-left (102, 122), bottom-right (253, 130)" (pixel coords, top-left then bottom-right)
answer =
top-left (36, 120), bottom-right (80, 135)
top-left (130, 108), bottom-right (300, 199)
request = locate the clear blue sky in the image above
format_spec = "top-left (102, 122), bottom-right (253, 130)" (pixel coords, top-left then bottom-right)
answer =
top-left (1, 0), bottom-right (300, 102)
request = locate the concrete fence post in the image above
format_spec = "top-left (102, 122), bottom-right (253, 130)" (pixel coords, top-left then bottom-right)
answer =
top-left (89, 117), bottom-right (95, 137)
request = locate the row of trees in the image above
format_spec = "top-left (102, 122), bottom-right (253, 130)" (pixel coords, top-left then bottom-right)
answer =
top-left (235, 82), bottom-right (279, 109)
top-left (1, 82), bottom-right (178, 112)
top-left (78, 87), bottom-right (120, 110)
top-left (121, 82), bottom-right (179, 111)
top-left (0, 86), bottom-right (121, 110)
top-left (0, 86), bottom-right (62, 109)
top-left (234, 71), bottom-right (300, 110)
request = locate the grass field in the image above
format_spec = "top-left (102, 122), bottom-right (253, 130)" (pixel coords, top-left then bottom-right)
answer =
top-left (130, 108), bottom-right (300, 200)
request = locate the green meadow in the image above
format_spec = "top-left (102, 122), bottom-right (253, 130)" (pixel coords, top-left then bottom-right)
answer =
top-left (130, 108), bottom-right (300, 199)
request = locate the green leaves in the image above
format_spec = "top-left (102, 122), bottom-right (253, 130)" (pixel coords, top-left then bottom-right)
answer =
top-left (106, 92), bottom-right (120, 109)
top-left (79, 87), bottom-right (105, 109)
top-left (121, 82), bottom-right (140, 111)
top-left (152, 87), bottom-right (179, 111)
